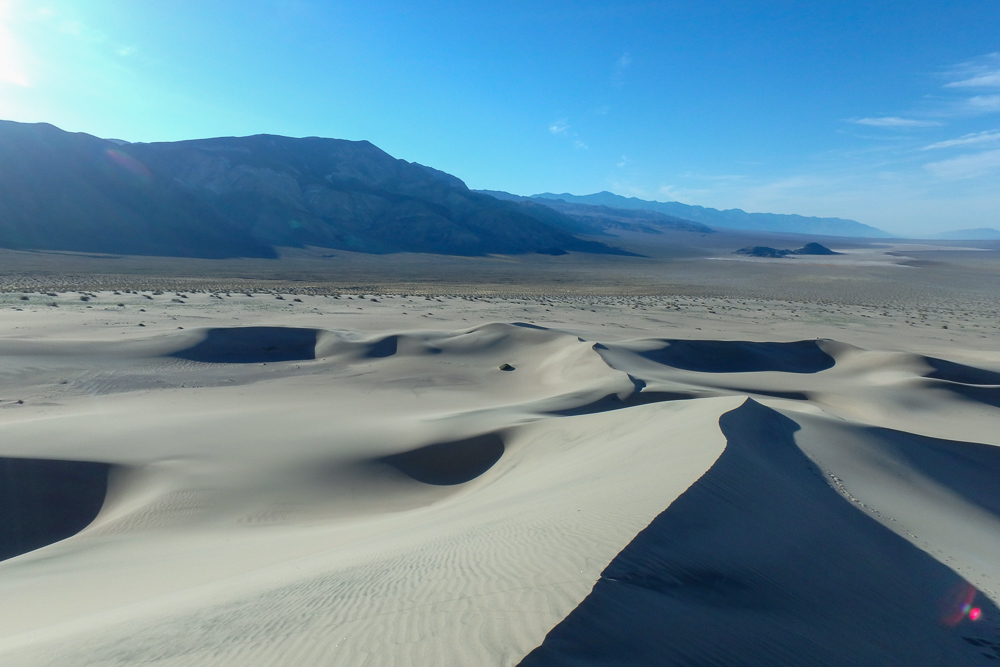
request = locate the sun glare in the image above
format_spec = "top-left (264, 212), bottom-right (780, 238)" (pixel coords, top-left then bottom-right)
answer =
top-left (0, 2), bottom-right (31, 87)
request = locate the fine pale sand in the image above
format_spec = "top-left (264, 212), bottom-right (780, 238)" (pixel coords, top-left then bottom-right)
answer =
top-left (0, 289), bottom-right (999, 665)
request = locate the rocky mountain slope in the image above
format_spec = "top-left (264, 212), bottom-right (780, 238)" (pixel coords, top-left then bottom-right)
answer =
top-left (0, 121), bottom-right (624, 258)
top-left (530, 191), bottom-right (891, 238)
top-left (478, 190), bottom-right (713, 235)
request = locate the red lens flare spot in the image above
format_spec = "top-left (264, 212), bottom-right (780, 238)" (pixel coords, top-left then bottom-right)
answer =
top-left (940, 584), bottom-right (977, 626)
top-left (969, 608), bottom-right (982, 621)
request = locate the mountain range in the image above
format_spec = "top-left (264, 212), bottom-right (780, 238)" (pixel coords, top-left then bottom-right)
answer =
top-left (478, 190), bottom-right (714, 235)
top-left (524, 191), bottom-right (892, 238)
top-left (0, 121), bottom-right (625, 259)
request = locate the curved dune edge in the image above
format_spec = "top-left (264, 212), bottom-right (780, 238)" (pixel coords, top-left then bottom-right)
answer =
top-left (0, 457), bottom-right (111, 563)
top-left (520, 400), bottom-right (1000, 666)
top-left (0, 320), bottom-right (998, 664)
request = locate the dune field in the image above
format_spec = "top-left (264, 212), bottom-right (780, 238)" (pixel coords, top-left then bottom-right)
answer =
top-left (0, 286), bottom-right (999, 665)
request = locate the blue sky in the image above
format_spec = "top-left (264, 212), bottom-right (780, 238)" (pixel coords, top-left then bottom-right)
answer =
top-left (1, 0), bottom-right (998, 235)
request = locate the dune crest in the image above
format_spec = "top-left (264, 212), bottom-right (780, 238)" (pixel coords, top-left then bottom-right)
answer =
top-left (520, 400), bottom-right (998, 665)
top-left (0, 306), bottom-right (998, 665)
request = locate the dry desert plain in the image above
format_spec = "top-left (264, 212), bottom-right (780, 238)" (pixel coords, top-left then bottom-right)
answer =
top-left (1, 233), bottom-right (1000, 665)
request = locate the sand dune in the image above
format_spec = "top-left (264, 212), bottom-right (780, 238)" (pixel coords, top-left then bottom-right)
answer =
top-left (522, 400), bottom-right (999, 666)
top-left (0, 294), bottom-right (998, 664)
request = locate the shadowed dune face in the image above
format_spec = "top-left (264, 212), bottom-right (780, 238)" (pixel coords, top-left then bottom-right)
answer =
top-left (925, 357), bottom-right (1000, 386)
top-left (171, 327), bottom-right (323, 363)
top-left (548, 390), bottom-right (698, 416)
top-left (926, 381), bottom-right (1000, 408)
top-left (378, 433), bottom-right (505, 486)
top-left (917, 357), bottom-right (1000, 409)
top-left (626, 339), bottom-right (835, 374)
top-left (0, 458), bottom-right (110, 562)
top-left (365, 335), bottom-right (399, 358)
top-left (520, 400), bottom-right (997, 666)
top-left (860, 426), bottom-right (1000, 518)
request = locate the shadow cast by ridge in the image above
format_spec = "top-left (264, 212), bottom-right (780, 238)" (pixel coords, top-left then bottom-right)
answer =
top-left (926, 357), bottom-right (1000, 386)
top-left (171, 327), bottom-right (323, 363)
top-left (379, 434), bottom-right (505, 486)
top-left (1, 457), bottom-right (111, 562)
top-left (519, 400), bottom-right (997, 666)
top-left (630, 339), bottom-right (835, 374)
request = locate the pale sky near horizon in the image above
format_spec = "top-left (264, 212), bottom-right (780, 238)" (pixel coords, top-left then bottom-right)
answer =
top-left (1, 0), bottom-right (998, 236)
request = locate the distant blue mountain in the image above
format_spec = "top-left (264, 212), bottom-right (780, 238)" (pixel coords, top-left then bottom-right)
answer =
top-left (530, 191), bottom-right (892, 238)
top-left (476, 190), bottom-right (714, 235)
top-left (931, 228), bottom-right (1000, 240)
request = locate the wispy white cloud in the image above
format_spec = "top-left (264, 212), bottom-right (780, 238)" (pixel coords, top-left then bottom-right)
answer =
top-left (57, 19), bottom-right (81, 35)
top-left (945, 52), bottom-right (1000, 88)
top-left (612, 52), bottom-right (631, 85)
top-left (851, 116), bottom-right (941, 128)
top-left (549, 118), bottom-right (588, 149)
top-left (963, 94), bottom-right (1000, 114)
top-left (60, 19), bottom-right (107, 44)
top-left (616, 155), bottom-right (629, 168)
top-left (924, 148), bottom-right (1000, 180)
top-left (656, 184), bottom-right (712, 203)
top-left (607, 181), bottom-right (649, 198)
top-left (115, 44), bottom-right (137, 57)
top-left (922, 130), bottom-right (1000, 150)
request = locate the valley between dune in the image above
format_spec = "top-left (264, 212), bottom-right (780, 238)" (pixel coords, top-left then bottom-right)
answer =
top-left (0, 290), bottom-right (999, 665)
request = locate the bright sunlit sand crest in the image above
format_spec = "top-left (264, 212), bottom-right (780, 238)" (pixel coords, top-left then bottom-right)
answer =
top-left (0, 291), bottom-right (998, 664)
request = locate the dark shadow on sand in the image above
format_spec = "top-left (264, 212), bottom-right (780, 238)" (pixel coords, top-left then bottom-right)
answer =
top-left (548, 391), bottom-right (698, 417)
top-left (1, 457), bottom-right (110, 562)
top-left (518, 400), bottom-right (998, 666)
top-left (926, 357), bottom-right (1000, 386)
top-left (379, 433), bottom-right (504, 486)
top-left (860, 425), bottom-right (1000, 518)
top-left (931, 381), bottom-right (1000, 408)
top-left (171, 327), bottom-right (322, 363)
top-left (631, 339), bottom-right (835, 374)
top-left (365, 335), bottom-right (398, 358)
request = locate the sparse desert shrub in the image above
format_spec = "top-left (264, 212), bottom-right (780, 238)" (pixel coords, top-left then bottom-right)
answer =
top-left (79, 296), bottom-right (89, 302)
top-left (19, 295), bottom-right (28, 300)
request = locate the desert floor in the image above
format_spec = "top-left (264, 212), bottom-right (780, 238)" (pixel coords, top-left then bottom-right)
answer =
top-left (1, 236), bottom-right (999, 665)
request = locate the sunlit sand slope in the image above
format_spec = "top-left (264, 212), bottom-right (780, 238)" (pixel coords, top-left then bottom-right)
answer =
top-left (0, 315), bottom-right (997, 665)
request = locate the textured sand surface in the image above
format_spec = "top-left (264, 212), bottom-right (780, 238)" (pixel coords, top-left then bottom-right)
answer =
top-left (0, 290), bottom-right (998, 665)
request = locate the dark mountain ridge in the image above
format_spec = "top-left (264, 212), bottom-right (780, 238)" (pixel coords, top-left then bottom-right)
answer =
top-left (477, 190), bottom-right (713, 235)
top-left (531, 191), bottom-right (891, 238)
top-left (0, 121), bottom-right (626, 259)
